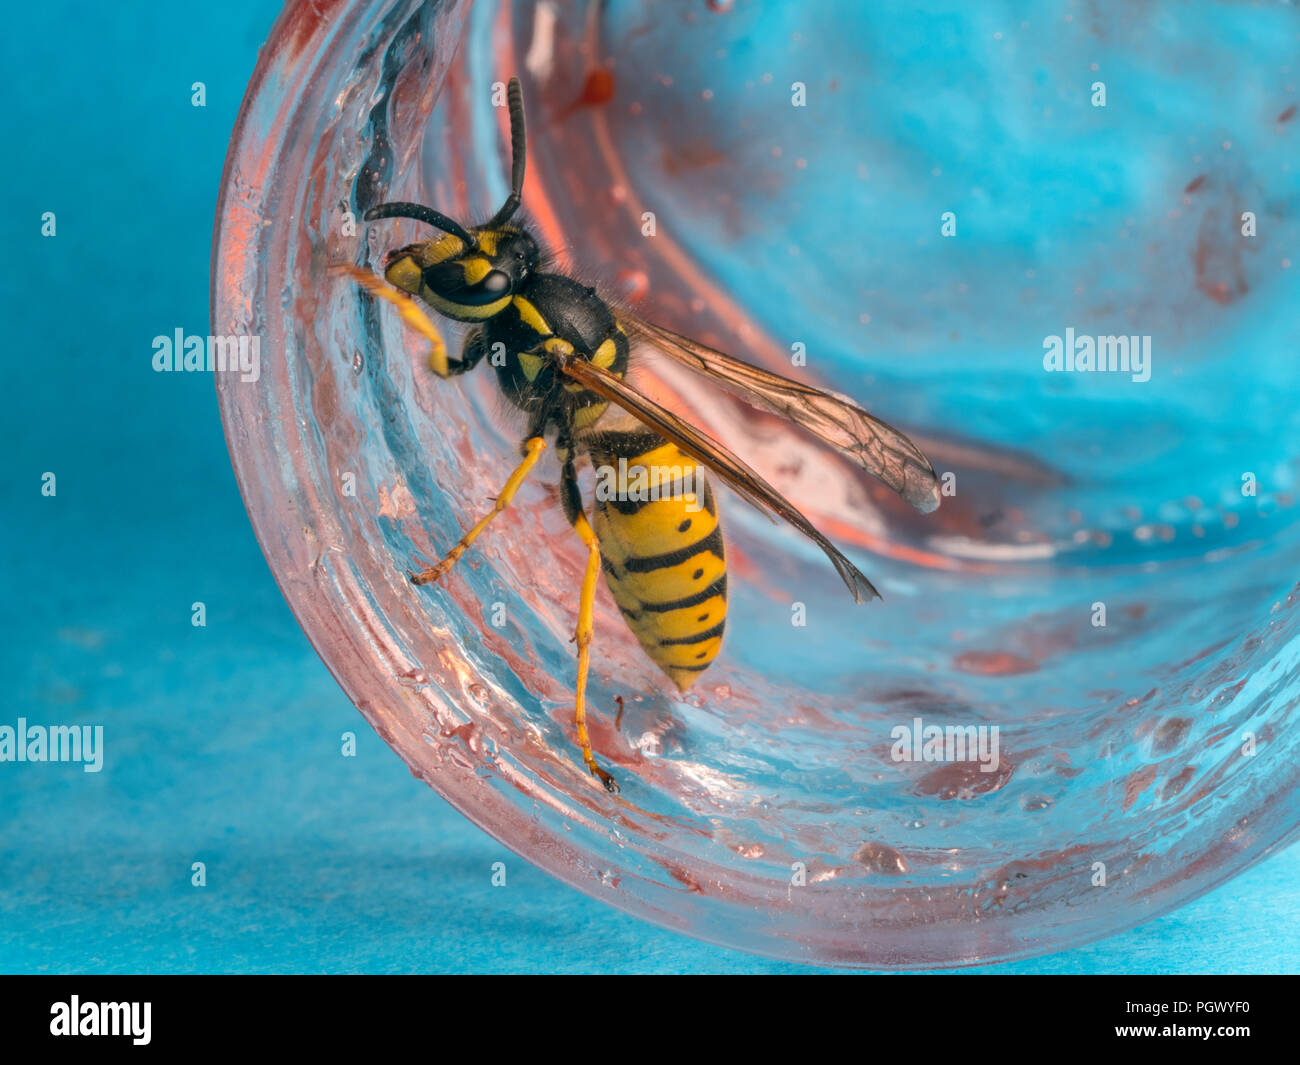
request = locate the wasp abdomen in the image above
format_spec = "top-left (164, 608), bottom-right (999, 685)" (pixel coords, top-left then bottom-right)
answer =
top-left (590, 434), bottom-right (727, 690)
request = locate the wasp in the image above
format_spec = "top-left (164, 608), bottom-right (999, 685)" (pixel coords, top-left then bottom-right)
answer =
top-left (340, 78), bottom-right (940, 793)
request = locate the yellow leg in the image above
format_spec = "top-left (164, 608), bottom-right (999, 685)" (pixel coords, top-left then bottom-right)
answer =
top-left (409, 437), bottom-right (547, 586)
top-left (572, 512), bottom-right (618, 793)
top-left (333, 263), bottom-right (449, 377)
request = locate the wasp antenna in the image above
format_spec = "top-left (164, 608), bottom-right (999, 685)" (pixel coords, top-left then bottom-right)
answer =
top-left (364, 201), bottom-right (479, 250)
top-left (486, 76), bottom-right (527, 228)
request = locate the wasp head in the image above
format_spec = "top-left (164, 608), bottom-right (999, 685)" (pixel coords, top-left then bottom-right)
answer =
top-left (379, 223), bottom-right (539, 322)
top-left (365, 77), bottom-right (535, 323)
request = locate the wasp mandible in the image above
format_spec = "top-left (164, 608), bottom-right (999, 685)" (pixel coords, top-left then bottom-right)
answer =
top-left (340, 78), bottom-right (940, 793)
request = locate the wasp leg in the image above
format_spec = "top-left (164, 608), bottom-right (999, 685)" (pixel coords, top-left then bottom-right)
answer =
top-left (561, 452), bottom-right (619, 794)
top-left (333, 263), bottom-right (451, 377)
top-left (409, 436), bottom-right (547, 586)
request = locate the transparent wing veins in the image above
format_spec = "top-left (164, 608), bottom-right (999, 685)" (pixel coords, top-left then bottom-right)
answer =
top-left (620, 315), bottom-right (941, 514)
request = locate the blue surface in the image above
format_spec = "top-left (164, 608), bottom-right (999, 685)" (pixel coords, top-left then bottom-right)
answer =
top-left (0, 0), bottom-right (1296, 974)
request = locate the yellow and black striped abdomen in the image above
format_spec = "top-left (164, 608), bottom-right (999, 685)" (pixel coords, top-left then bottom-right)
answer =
top-left (589, 433), bottom-right (727, 690)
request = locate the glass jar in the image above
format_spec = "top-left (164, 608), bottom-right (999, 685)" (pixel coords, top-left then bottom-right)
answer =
top-left (213, 0), bottom-right (1300, 967)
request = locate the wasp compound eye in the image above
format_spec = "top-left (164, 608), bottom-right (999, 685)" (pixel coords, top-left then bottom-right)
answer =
top-left (422, 263), bottom-right (513, 307)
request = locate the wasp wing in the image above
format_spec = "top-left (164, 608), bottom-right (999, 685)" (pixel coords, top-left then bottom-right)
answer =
top-left (559, 356), bottom-right (880, 603)
top-left (618, 315), bottom-right (941, 514)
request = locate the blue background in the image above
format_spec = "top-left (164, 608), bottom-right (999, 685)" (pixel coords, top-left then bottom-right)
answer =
top-left (0, 0), bottom-right (1295, 974)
